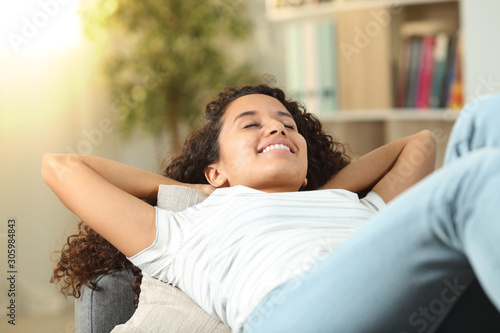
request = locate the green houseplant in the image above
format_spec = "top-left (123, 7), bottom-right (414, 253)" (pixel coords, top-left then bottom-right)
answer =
top-left (80, 0), bottom-right (255, 147)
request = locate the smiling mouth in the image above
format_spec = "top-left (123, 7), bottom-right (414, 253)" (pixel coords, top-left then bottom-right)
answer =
top-left (261, 144), bottom-right (292, 154)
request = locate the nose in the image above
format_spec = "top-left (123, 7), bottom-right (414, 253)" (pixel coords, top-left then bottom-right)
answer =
top-left (267, 121), bottom-right (287, 136)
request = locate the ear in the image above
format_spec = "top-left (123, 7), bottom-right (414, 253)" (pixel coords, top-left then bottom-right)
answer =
top-left (302, 178), bottom-right (308, 187)
top-left (205, 164), bottom-right (229, 188)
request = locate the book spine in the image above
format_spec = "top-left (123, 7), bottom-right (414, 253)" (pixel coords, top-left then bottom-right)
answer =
top-left (317, 20), bottom-right (339, 113)
top-left (447, 33), bottom-right (463, 109)
top-left (405, 37), bottom-right (422, 108)
top-left (416, 36), bottom-right (435, 109)
top-left (442, 34), bottom-right (457, 108)
top-left (429, 33), bottom-right (449, 108)
top-left (396, 39), bottom-right (411, 108)
top-left (303, 20), bottom-right (318, 113)
top-left (285, 22), bottom-right (305, 103)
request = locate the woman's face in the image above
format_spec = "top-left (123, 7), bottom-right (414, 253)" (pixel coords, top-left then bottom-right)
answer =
top-left (205, 94), bottom-right (308, 192)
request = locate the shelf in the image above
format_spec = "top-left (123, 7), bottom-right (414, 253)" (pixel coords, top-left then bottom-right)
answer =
top-left (266, 0), bottom-right (458, 22)
top-left (318, 109), bottom-right (459, 123)
top-left (266, 0), bottom-right (468, 168)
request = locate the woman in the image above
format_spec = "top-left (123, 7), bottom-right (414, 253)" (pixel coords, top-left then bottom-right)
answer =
top-left (44, 84), bottom-right (500, 332)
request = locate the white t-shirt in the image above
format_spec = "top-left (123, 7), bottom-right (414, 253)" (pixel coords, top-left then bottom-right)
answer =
top-left (128, 185), bottom-right (385, 331)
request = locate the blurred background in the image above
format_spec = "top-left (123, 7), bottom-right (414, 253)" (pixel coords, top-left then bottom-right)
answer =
top-left (1, 0), bottom-right (500, 332)
top-left (0, 1), bottom-right (284, 331)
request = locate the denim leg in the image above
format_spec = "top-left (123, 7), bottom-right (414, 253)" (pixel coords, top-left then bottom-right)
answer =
top-left (243, 149), bottom-right (500, 333)
top-left (444, 94), bottom-right (500, 165)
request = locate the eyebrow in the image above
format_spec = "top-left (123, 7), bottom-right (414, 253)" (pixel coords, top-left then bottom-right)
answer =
top-left (232, 110), bottom-right (294, 125)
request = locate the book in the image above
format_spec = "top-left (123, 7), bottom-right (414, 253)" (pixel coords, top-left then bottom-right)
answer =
top-left (429, 33), bottom-right (449, 108)
top-left (447, 32), bottom-right (463, 109)
top-left (442, 34), bottom-right (458, 108)
top-left (416, 36), bottom-right (435, 109)
top-left (405, 37), bottom-right (423, 108)
top-left (303, 20), bottom-right (319, 113)
top-left (316, 20), bottom-right (339, 113)
top-left (396, 39), bottom-right (411, 108)
top-left (285, 22), bottom-right (305, 103)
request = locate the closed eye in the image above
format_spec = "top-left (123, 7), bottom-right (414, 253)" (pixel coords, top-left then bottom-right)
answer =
top-left (243, 122), bottom-right (295, 130)
top-left (243, 122), bottom-right (260, 129)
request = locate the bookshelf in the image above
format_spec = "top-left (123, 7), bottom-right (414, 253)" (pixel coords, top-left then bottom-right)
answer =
top-left (266, 0), bottom-right (463, 167)
top-left (266, 0), bottom-right (458, 22)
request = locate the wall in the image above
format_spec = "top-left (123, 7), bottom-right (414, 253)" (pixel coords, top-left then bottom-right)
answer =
top-left (461, 0), bottom-right (500, 104)
top-left (0, 2), bottom-right (171, 330)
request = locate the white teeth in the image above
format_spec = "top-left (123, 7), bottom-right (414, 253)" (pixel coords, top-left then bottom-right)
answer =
top-left (262, 144), bottom-right (291, 153)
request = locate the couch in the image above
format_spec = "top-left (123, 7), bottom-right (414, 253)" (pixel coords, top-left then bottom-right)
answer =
top-left (75, 185), bottom-right (500, 333)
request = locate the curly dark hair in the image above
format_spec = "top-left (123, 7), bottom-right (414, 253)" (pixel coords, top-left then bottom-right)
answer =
top-left (50, 83), bottom-right (351, 307)
top-left (165, 84), bottom-right (350, 189)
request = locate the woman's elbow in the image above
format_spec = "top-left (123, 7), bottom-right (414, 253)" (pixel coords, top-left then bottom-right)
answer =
top-left (414, 129), bottom-right (437, 160)
top-left (417, 129), bottom-right (436, 144)
top-left (41, 153), bottom-right (56, 183)
top-left (410, 130), bottom-right (437, 174)
top-left (41, 153), bottom-right (80, 185)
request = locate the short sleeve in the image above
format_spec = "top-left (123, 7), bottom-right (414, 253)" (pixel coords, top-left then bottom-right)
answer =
top-left (126, 207), bottom-right (190, 280)
top-left (359, 191), bottom-right (387, 213)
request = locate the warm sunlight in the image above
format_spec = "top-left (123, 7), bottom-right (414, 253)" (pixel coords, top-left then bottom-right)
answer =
top-left (0, 0), bottom-right (82, 55)
top-left (0, 0), bottom-right (94, 135)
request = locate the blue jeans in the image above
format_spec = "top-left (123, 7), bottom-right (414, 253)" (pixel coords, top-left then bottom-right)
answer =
top-left (243, 96), bottom-right (500, 333)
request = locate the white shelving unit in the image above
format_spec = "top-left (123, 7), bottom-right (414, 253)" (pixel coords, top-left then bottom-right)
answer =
top-left (266, 0), bottom-right (458, 22)
top-left (319, 109), bottom-right (459, 123)
top-left (266, 0), bottom-right (463, 167)
top-left (320, 110), bottom-right (456, 166)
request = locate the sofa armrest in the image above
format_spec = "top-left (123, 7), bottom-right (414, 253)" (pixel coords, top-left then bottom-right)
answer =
top-left (75, 270), bottom-right (135, 333)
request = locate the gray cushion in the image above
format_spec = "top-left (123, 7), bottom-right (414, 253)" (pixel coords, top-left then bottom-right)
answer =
top-left (76, 270), bottom-right (135, 333)
top-left (157, 184), bottom-right (208, 212)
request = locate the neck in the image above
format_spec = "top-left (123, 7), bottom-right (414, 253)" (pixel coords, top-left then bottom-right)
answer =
top-left (246, 183), bottom-right (302, 193)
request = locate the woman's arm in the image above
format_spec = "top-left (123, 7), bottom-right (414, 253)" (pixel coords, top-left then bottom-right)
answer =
top-left (41, 154), bottom-right (214, 257)
top-left (320, 130), bottom-right (436, 203)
